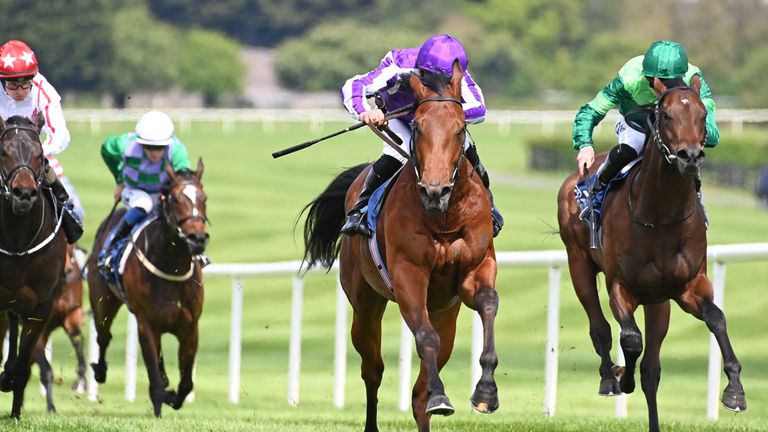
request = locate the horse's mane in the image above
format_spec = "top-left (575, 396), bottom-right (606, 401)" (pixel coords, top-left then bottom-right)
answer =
top-left (4, 115), bottom-right (34, 126)
top-left (173, 169), bottom-right (196, 180)
top-left (645, 76), bottom-right (687, 89)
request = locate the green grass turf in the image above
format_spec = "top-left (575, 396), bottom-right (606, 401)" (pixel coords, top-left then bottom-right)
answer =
top-left (0, 119), bottom-right (765, 431)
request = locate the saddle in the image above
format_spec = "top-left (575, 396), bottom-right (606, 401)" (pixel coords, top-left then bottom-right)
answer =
top-left (574, 157), bottom-right (642, 232)
top-left (98, 214), bottom-right (157, 304)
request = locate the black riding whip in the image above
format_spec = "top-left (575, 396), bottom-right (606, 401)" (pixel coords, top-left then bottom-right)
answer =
top-left (271, 103), bottom-right (414, 159)
top-left (584, 163), bottom-right (598, 249)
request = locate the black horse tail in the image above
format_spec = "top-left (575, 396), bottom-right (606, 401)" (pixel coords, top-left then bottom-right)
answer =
top-left (298, 163), bottom-right (368, 271)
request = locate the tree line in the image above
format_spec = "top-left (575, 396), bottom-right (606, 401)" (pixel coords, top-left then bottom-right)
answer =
top-left (3, 0), bottom-right (768, 107)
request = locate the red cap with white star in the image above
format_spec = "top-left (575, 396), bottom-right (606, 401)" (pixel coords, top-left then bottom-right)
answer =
top-left (0, 40), bottom-right (39, 79)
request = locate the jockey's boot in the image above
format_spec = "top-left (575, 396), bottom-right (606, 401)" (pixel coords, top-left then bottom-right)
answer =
top-left (593, 143), bottom-right (638, 193)
top-left (340, 168), bottom-right (386, 238)
top-left (466, 145), bottom-right (504, 237)
top-left (46, 176), bottom-right (83, 244)
top-left (97, 218), bottom-right (133, 275)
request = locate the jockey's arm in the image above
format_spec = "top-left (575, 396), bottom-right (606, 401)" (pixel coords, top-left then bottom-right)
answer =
top-left (341, 50), bottom-right (403, 120)
top-left (39, 101), bottom-right (70, 157)
top-left (572, 74), bottom-right (629, 151)
top-left (101, 134), bottom-right (130, 183)
top-left (697, 72), bottom-right (720, 147)
top-left (460, 69), bottom-right (486, 124)
top-left (170, 139), bottom-right (192, 171)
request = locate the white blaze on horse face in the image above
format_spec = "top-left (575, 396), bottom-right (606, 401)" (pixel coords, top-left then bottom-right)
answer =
top-left (182, 184), bottom-right (199, 217)
top-left (681, 98), bottom-right (689, 105)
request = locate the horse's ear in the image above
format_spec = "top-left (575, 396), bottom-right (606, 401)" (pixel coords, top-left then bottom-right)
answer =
top-left (196, 157), bottom-right (204, 180)
top-left (33, 112), bottom-right (45, 133)
top-left (689, 73), bottom-right (702, 94)
top-left (450, 59), bottom-right (463, 96)
top-left (650, 76), bottom-right (668, 97)
top-left (409, 71), bottom-right (428, 100)
top-left (164, 161), bottom-right (175, 179)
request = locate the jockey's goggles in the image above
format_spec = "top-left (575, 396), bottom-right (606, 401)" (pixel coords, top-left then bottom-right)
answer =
top-left (4, 79), bottom-right (32, 90)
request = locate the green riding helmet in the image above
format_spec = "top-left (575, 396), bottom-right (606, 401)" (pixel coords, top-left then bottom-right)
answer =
top-left (642, 40), bottom-right (688, 79)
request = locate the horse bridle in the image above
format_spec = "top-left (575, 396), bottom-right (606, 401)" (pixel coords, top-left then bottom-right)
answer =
top-left (0, 124), bottom-right (45, 200)
top-left (161, 180), bottom-right (209, 243)
top-left (409, 96), bottom-right (466, 190)
top-left (647, 85), bottom-right (706, 165)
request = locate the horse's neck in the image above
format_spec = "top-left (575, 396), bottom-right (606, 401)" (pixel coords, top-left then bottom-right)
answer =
top-left (0, 197), bottom-right (48, 250)
top-left (633, 146), bottom-right (696, 218)
top-left (139, 219), bottom-right (193, 264)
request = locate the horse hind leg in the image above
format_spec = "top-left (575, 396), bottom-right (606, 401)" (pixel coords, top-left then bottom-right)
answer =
top-left (609, 283), bottom-right (642, 395)
top-left (63, 312), bottom-right (87, 394)
top-left (641, 302), bottom-right (671, 432)
top-left (34, 341), bottom-right (57, 413)
top-left (567, 254), bottom-right (619, 395)
top-left (348, 287), bottom-right (387, 432)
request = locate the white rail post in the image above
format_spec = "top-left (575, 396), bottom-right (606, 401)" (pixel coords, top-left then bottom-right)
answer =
top-left (707, 261), bottom-right (727, 420)
top-left (615, 342), bottom-right (628, 417)
top-left (125, 313), bottom-right (138, 402)
top-left (398, 318), bottom-right (412, 412)
top-left (287, 275), bottom-right (304, 406)
top-left (471, 313), bottom-right (483, 395)
top-left (543, 264), bottom-right (562, 416)
top-left (228, 276), bottom-right (244, 404)
top-left (333, 274), bottom-right (347, 408)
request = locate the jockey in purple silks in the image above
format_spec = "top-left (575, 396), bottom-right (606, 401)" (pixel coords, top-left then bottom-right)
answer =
top-left (339, 33), bottom-right (503, 238)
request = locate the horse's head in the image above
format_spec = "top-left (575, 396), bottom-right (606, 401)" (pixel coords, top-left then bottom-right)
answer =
top-left (649, 75), bottom-right (707, 178)
top-left (162, 159), bottom-right (209, 254)
top-left (0, 114), bottom-right (46, 215)
top-left (408, 60), bottom-right (466, 213)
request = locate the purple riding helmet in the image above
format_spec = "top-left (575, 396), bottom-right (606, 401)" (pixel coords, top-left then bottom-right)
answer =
top-left (415, 34), bottom-right (468, 77)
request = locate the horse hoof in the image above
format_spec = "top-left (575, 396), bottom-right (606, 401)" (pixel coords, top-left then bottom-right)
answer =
top-left (426, 394), bottom-right (454, 416)
top-left (71, 379), bottom-right (87, 395)
top-left (598, 375), bottom-right (622, 396)
top-left (90, 362), bottom-right (107, 384)
top-left (470, 392), bottom-right (499, 414)
top-left (0, 372), bottom-right (12, 393)
top-left (722, 389), bottom-right (747, 412)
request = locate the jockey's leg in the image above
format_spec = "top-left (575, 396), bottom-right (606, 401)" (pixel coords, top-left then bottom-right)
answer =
top-left (340, 154), bottom-right (401, 237)
top-left (594, 143), bottom-right (638, 192)
top-left (97, 207), bottom-right (146, 272)
top-left (465, 144), bottom-right (504, 237)
top-left (44, 166), bottom-right (83, 244)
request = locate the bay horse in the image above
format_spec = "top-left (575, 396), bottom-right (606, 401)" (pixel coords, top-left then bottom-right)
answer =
top-left (557, 76), bottom-right (746, 431)
top-left (0, 244), bottom-right (87, 413)
top-left (87, 161), bottom-right (208, 417)
top-left (0, 115), bottom-right (68, 418)
top-left (301, 61), bottom-right (499, 432)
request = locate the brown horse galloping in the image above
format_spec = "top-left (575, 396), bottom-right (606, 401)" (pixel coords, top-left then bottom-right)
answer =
top-left (301, 62), bottom-right (499, 432)
top-left (557, 76), bottom-right (746, 432)
top-left (87, 161), bottom-right (208, 417)
top-left (0, 244), bottom-right (87, 413)
top-left (0, 115), bottom-right (68, 418)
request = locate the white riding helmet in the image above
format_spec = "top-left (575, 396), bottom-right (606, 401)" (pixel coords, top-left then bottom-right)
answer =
top-left (135, 111), bottom-right (175, 146)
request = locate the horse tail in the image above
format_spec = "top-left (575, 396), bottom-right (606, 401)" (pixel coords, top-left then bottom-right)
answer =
top-left (298, 163), bottom-right (368, 271)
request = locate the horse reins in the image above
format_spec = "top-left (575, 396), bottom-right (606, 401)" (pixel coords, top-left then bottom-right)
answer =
top-left (410, 96), bottom-right (466, 190)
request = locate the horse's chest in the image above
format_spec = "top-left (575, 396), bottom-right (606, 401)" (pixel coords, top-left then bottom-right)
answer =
top-left (620, 252), bottom-right (700, 298)
top-left (434, 238), bottom-right (478, 271)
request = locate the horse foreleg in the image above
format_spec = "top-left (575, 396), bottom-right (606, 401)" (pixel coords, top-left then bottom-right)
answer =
top-left (7, 301), bottom-right (54, 418)
top-left (63, 313), bottom-right (87, 394)
top-left (165, 324), bottom-right (199, 410)
top-left (641, 302), bottom-right (670, 432)
top-left (410, 303), bottom-right (461, 432)
top-left (349, 291), bottom-right (387, 432)
top-left (3, 313), bottom-right (19, 373)
top-left (461, 257), bottom-right (499, 414)
top-left (676, 276), bottom-right (746, 412)
top-left (567, 253), bottom-right (618, 395)
top-left (136, 318), bottom-right (165, 417)
top-left (33, 337), bottom-right (57, 413)
top-left (91, 299), bottom-right (121, 384)
top-left (608, 281), bottom-right (641, 394)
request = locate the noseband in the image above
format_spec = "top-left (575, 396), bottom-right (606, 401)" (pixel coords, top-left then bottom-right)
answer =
top-left (409, 96), bottom-right (466, 190)
top-left (0, 124), bottom-right (45, 200)
top-left (648, 86), bottom-right (705, 165)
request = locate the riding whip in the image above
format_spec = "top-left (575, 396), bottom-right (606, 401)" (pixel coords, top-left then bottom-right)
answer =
top-left (271, 103), bottom-right (414, 159)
